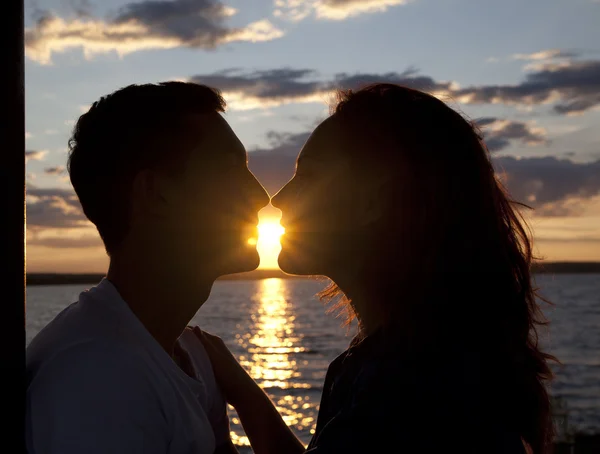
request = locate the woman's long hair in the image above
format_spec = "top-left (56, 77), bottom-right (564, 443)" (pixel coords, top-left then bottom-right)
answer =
top-left (319, 84), bottom-right (557, 454)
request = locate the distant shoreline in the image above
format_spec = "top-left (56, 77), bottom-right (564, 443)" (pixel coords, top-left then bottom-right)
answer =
top-left (25, 262), bottom-right (600, 286)
top-left (25, 269), bottom-right (315, 286)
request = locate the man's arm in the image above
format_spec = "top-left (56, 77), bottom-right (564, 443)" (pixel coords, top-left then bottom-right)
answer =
top-left (26, 341), bottom-right (170, 454)
top-left (176, 328), bottom-right (239, 452)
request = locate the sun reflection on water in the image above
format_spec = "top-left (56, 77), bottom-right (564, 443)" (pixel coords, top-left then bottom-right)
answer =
top-left (229, 278), bottom-right (319, 448)
top-left (241, 278), bottom-right (305, 388)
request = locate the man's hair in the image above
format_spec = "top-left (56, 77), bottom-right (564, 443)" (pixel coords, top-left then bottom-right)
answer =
top-left (67, 81), bottom-right (226, 255)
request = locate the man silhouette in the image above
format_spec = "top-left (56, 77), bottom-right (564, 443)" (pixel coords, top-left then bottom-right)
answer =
top-left (26, 82), bottom-right (269, 454)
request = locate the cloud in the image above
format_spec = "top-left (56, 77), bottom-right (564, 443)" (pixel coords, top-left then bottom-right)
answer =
top-left (512, 49), bottom-right (579, 61)
top-left (27, 233), bottom-right (102, 249)
top-left (190, 67), bottom-right (455, 110)
top-left (248, 131), bottom-right (310, 195)
top-left (44, 166), bottom-right (67, 176)
top-left (25, 132), bottom-right (33, 139)
top-left (486, 49), bottom-right (580, 69)
top-left (475, 117), bottom-right (548, 152)
top-left (274, 0), bottom-right (411, 21)
top-left (26, 150), bottom-right (48, 161)
top-left (27, 186), bottom-right (87, 229)
top-left (315, 0), bottom-right (411, 19)
top-left (333, 68), bottom-right (455, 95)
top-left (196, 60), bottom-right (600, 115)
top-left (494, 156), bottom-right (600, 215)
top-left (191, 68), bottom-right (328, 110)
top-left (25, 0), bottom-right (283, 64)
top-left (455, 59), bottom-right (600, 115)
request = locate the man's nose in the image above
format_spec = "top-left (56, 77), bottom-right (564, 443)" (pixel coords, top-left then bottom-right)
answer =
top-left (270, 183), bottom-right (288, 210)
top-left (251, 176), bottom-right (270, 210)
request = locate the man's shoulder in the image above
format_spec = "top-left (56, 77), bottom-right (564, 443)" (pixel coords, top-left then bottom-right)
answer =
top-left (27, 286), bottom-right (139, 379)
top-left (27, 338), bottom-right (153, 392)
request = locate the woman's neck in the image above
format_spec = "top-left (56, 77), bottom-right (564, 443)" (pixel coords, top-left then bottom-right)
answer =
top-left (333, 274), bottom-right (387, 336)
top-left (354, 299), bottom-right (386, 336)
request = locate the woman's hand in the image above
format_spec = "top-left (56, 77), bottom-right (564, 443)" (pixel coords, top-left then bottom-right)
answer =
top-left (192, 326), bottom-right (306, 454)
top-left (190, 326), bottom-right (259, 409)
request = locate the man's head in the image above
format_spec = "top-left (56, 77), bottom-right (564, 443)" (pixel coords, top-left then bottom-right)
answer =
top-left (68, 82), bottom-right (268, 279)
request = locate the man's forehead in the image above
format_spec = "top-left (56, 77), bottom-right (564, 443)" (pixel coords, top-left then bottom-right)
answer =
top-left (183, 111), bottom-right (229, 138)
top-left (183, 113), bottom-right (246, 165)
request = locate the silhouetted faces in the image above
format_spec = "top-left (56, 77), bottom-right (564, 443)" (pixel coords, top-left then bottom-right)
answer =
top-left (272, 116), bottom-right (385, 277)
top-left (68, 82), bottom-right (268, 280)
top-left (148, 113), bottom-right (269, 278)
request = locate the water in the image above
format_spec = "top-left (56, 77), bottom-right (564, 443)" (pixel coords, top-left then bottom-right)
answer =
top-left (26, 274), bottom-right (600, 448)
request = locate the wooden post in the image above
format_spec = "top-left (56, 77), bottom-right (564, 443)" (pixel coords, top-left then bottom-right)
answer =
top-left (1, 0), bottom-right (26, 451)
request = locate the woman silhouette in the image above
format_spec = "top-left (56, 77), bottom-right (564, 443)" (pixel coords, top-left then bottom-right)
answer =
top-left (199, 84), bottom-right (556, 454)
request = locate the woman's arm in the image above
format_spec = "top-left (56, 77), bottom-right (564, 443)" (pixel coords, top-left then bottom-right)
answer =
top-left (214, 440), bottom-right (240, 454)
top-left (232, 376), bottom-right (305, 454)
top-left (194, 327), bottom-right (305, 454)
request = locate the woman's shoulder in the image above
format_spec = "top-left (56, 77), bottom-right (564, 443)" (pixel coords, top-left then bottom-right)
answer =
top-left (351, 341), bottom-right (484, 401)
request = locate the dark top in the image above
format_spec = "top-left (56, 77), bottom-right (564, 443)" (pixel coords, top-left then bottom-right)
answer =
top-left (306, 328), bottom-right (526, 453)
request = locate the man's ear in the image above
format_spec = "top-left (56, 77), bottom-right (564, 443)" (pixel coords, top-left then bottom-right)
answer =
top-left (131, 169), bottom-right (173, 218)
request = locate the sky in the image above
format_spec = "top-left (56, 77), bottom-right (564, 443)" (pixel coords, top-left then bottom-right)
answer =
top-left (24, 0), bottom-right (600, 272)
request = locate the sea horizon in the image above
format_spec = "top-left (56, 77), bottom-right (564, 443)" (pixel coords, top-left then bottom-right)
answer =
top-left (25, 261), bottom-right (600, 286)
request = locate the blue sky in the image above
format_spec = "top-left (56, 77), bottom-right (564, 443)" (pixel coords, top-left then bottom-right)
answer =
top-left (24, 0), bottom-right (600, 271)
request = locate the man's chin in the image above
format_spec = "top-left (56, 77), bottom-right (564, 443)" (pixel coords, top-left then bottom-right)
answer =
top-left (218, 247), bottom-right (261, 276)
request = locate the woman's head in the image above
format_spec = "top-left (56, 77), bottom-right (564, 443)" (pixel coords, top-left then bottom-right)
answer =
top-left (272, 83), bottom-right (556, 453)
top-left (274, 83), bottom-right (508, 287)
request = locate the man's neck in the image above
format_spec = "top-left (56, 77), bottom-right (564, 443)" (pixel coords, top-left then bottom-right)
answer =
top-left (107, 254), bottom-right (214, 356)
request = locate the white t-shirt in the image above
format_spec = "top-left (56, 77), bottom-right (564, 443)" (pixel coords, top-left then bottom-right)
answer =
top-left (26, 279), bottom-right (228, 454)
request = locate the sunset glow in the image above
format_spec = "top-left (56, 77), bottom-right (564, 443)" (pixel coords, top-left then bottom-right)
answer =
top-left (23, 0), bottom-right (600, 274)
top-left (256, 211), bottom-right (285, 269)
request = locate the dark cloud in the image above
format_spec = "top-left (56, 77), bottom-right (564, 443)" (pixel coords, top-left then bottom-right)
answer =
top-left (44, 166), bottom-right (66, 176)
top-left (333, 68), bottom-right (453, 93)
top-left (456, 60), bottom-right (600, 115)
top-left (190, 67), bottom-right (454, 109)
top-left (494, 156), bottom-right (600, 215)
top-left (191, 68), bottom-right (324, 108)
top-left (27, 186), bottom-right (87, 228)
top-left (26, 150), bottom-right (48, 161)
top-left (474, 117), bottom-right (548, 152)
top-left (194, 61), bottom-right (600, 115)
top-left (25, 0), bottom-right (282, 64)
top-left (113, 0), bottom-right (233, 46)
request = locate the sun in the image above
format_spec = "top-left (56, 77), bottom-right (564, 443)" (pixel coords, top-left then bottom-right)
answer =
top-left (251, 208), bottom-right (285, 269)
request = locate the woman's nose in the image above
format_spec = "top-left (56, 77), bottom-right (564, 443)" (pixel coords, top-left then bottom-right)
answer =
top-left (270, 186), bottom-right (286, 209)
